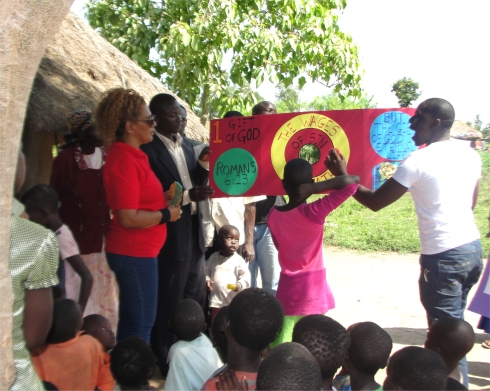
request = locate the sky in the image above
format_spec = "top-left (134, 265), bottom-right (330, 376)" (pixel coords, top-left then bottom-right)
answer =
top-left (70, 0), bottom-right (490, 123)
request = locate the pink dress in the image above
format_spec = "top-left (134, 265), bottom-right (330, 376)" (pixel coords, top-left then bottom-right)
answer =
top-left (268, 184), bottom-right (358, 316)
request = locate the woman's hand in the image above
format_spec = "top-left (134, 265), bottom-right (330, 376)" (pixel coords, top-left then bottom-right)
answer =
top-left (168, 205), bottom-right (181, 222)
top-left (325, 148), bottom-right (348, 176)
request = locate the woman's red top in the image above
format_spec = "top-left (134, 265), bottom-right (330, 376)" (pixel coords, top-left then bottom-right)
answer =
top-left (103, 142), bottom-right (166, 257)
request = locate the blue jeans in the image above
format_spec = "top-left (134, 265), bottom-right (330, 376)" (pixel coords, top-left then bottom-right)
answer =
top-left (419, 239), bottom-right (483, 387)
top-left (249, 225), bottom-right (280, 295)
top-left (106, 253), bottom-right (158, 344)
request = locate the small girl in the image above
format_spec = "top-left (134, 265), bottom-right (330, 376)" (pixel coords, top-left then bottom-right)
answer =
top-left (267, 153), bottom-right (359, 344)
top-left (206, 225), bottom-right (251, 325)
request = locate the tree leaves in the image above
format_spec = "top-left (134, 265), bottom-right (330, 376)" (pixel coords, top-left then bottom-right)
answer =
top-left (391, 77), bottom-right (421, 108)
top-left (86, 0), bottom-right (362, 123)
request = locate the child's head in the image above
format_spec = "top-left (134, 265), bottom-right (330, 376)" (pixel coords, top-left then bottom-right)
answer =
top-left (282, 158), bottom-right (313, 196)
top-left (424, 317), bottom-right (475, 365)
top-left (47, 299), bottom-right (83, 344)
top-left (110, 336), bottom-right (155, 390)
top-left (170, 299), bottom-right (205, 341)
top-left (292, 315), bottom-right (350, 381)
top-left (20, 184), bottom-right (59, 227)
top-left (217, 225), bottom-right (240, 256)
top-left (252, 101), bottom-right (277, 115)
top-left (82, 314), bottom-right (116, 352)
top-left (345, 321), bottom-right (393, 376)
top-left (256, 342), bottom-right (321, 391)
top-left (383, 346), bottom-right (447, 391)
top-left (226, 288), bottom-right (284, 351)
top-left (210, 306), bottom-right (229, 363)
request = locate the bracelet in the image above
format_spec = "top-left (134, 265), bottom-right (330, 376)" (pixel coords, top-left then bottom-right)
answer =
top-left (159, 208), bottom-right (171, 224)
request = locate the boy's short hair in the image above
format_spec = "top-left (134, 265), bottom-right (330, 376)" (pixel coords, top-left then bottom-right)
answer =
top-left (228, 288), bottom-right (284, 351)
top-left (171, 299), bottom-right (204, 341)
top-left (149, 93), bottom-right (177, 114)
top-left (283, 158), bottom-right (312, 187)
top-left (384, 346), bottom-right (447, 391)
top-left (348, 322), bottom-right (393, 375)
top-left (223, 111), bottom-right (243, 118)
top-left (292, 315), bottom-right (350, 380)
top-left (218, 224), bottom-right (239, 237)
top-left (211, 306), bottom-right (229, 363)
top-left (110, 336), bottom-right (154, 388)
top-left (257, 342), bottom-right (321, 391)
top-left (21, 184), bottom-right (59, 213)
top-left (47, 299), bottom-right (82, 344)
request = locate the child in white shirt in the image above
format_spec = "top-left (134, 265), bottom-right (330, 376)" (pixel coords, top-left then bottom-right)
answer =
top-left (206, 225), bottom-right (251, 325)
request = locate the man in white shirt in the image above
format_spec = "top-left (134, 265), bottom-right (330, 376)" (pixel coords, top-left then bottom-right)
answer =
top-left (325, 98), bottom-right (482, 387)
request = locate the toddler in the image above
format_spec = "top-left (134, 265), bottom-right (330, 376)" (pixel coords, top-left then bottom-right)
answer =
top-left (292, 314), bottom-right (350, 391)
top-left (206, 224), bottom-right (251, 325)
top-left (31, 299), bottom-right (114, 391)
top-left (267, 156), bottom-right (359, 343)
top-left (165, 299), bottom-right (222, 391)
top-left (110, 336), bottom-right (158, 390)
top-left (21, 184), bottom-right (93, 312)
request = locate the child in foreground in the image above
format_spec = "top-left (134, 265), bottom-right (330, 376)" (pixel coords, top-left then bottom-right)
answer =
top-left (31, 299), bottom-right (114, 391)
top-left (165, 299), bottom-right (222, 391)
top-left (206, 225), bottom-right (251, 325)
top-left (110, 336), bottom-right (158, 390)
top-left (21, 184), bottom-right (93, 312)
top-left (292, 314), bottom-right (350, 391)
top-left (267, 155), bottom-right (359, 343)
top-left (424, 317), bottom-right (475, 387)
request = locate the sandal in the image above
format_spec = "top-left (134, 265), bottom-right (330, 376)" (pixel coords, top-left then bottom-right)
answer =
top-left (482, 340), bottom-right (490, 349)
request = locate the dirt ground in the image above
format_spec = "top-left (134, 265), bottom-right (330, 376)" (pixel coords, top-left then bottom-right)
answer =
top-left (323, 246), bottom-right (490, 390)
top-left (151, 247), bottom-right (490, 390)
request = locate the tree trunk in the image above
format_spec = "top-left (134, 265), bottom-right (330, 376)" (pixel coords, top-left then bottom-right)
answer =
top-left (0, 1), bottom-right (73, 388)
top-left (199, 83), bottom-right (210, 126)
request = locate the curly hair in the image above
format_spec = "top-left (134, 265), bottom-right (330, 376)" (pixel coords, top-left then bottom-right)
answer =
top-left (228, 288), bottom-right (284, 351)
top-left (348, 322), bottom-right (393, 375)
top-left (94, 88), bottom-right (146, 145)
top-left (171, 299), bottom-right (204, 341)
top-left (292, 315), bottom-right (350, 380)
top-left (257, 342), bottom-right (321, 391)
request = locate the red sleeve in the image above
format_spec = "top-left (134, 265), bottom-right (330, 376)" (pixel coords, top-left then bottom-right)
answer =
top-left (301, 184), bottom-right (358, 224)
top-left (106, 153), bottom-right (140, 210)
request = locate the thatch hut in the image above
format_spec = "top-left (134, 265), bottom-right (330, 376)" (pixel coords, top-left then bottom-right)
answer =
top-left (450, 120), bottom-right (482, 139)
top-left (22, 11), bottom-right (208, 191)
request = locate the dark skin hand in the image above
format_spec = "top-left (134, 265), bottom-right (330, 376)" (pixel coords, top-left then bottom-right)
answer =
top-left (65, 254), bottom-right (93, 313)
top-left (189, 146), bottom-right (214, 201)
top-left (242, 202), bottom-right (256, 262)
top-left (23, 288), bottom-right (53, 350)
top-left (215, 371), bottom-right (249, 391)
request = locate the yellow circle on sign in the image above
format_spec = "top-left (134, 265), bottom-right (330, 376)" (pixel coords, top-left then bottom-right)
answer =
top-left (270, 113), bottom-right (350, 181)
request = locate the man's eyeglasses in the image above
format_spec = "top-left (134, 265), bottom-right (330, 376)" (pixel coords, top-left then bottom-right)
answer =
top-left (135, 115), bottom-right (156, 126)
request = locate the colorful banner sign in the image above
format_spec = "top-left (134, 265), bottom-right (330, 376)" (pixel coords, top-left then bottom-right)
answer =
top-left (209, 108), bottom-right (417, 197)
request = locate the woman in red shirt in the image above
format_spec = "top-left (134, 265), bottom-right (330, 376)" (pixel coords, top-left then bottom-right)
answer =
top-left (95, 88), bottom-right (181, 343)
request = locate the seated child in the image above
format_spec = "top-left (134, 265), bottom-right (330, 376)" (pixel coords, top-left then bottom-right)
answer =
top-left (342, 322), bottom-right (393, 391)
top-left (21, 184), bottom-right (93, 313)
top-left (210, 306), bottom-right (229, 363)
top-left (82, 314), bottom-right (116, 353)
top-left (165, 299), bottom-right (222, 391)
top-left (267, 157), bottom-right (359, 343)
top-left (202, 288), bottom-right (284, 390)
top-left (256, 342), bottom-right (322, 391)
top-left (292, 314), bottom-right (350, 391)
top-left (31, 299), bottom-right (114, 391)
top-left (424, 317), bottom-right (475, 384)
top-left (110, 336), bottom-right (158, 390)
top-left (383, 346), bottom-right (447, 391)
top-left (206, 224), bottom-right (251, 325)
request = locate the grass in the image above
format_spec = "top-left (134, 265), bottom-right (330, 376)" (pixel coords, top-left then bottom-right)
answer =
top-left (315, 150), bottom-right (490, 254)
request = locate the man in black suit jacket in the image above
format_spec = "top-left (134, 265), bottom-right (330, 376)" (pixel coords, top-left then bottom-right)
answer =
top-left (141, 93), bottom-right (213, 375)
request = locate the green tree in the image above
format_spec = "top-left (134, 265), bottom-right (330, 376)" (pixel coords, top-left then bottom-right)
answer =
top-left (391, 77), bottom-right (421, 107)
top-left (305, 93), bottom-right (376, 111)
top-left (86, 0), bottom-right (362, 124)
top-left (472, 114), bottom-right (482, 131)
top-left (275, 84), bottom-right (303, 113)
top-left (482, 123), bottom-right (490, 138)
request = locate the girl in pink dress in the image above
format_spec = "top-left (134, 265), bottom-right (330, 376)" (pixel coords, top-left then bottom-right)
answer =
top-left (267, 154), bottom-right (359, 344)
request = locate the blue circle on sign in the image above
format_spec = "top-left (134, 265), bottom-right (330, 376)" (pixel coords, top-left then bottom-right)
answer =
top-left (370, 111), bottom-right (417, 160)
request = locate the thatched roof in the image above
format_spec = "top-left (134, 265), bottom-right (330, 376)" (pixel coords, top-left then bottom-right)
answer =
top-left (24, 11), bottom-right (208, 142)
top-left (450, 120), bottom-right (482, 139)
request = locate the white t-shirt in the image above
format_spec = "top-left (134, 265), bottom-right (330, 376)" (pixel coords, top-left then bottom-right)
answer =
top-left (165, 334), bottom-right (222, 391)
top-left (56, 224), bottom-right (81, 301)
top-left (392, 139), bottom-right (481, 255)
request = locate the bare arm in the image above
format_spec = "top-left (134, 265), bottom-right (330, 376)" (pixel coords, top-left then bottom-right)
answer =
top-left (117, 206), bottom-right (181, 229)
top-left (65, 254), bottom-right (93, 313)
top-left (23, 288), bottom-right (53, 350)
top-left (353, 178), bottom-right (408, 212)
top-left (472, 179), bottom-right (480, 210)
top-left (291, 175), bottom-right (359, 202)
top-left (242, 202), bottom-right (256, 262)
